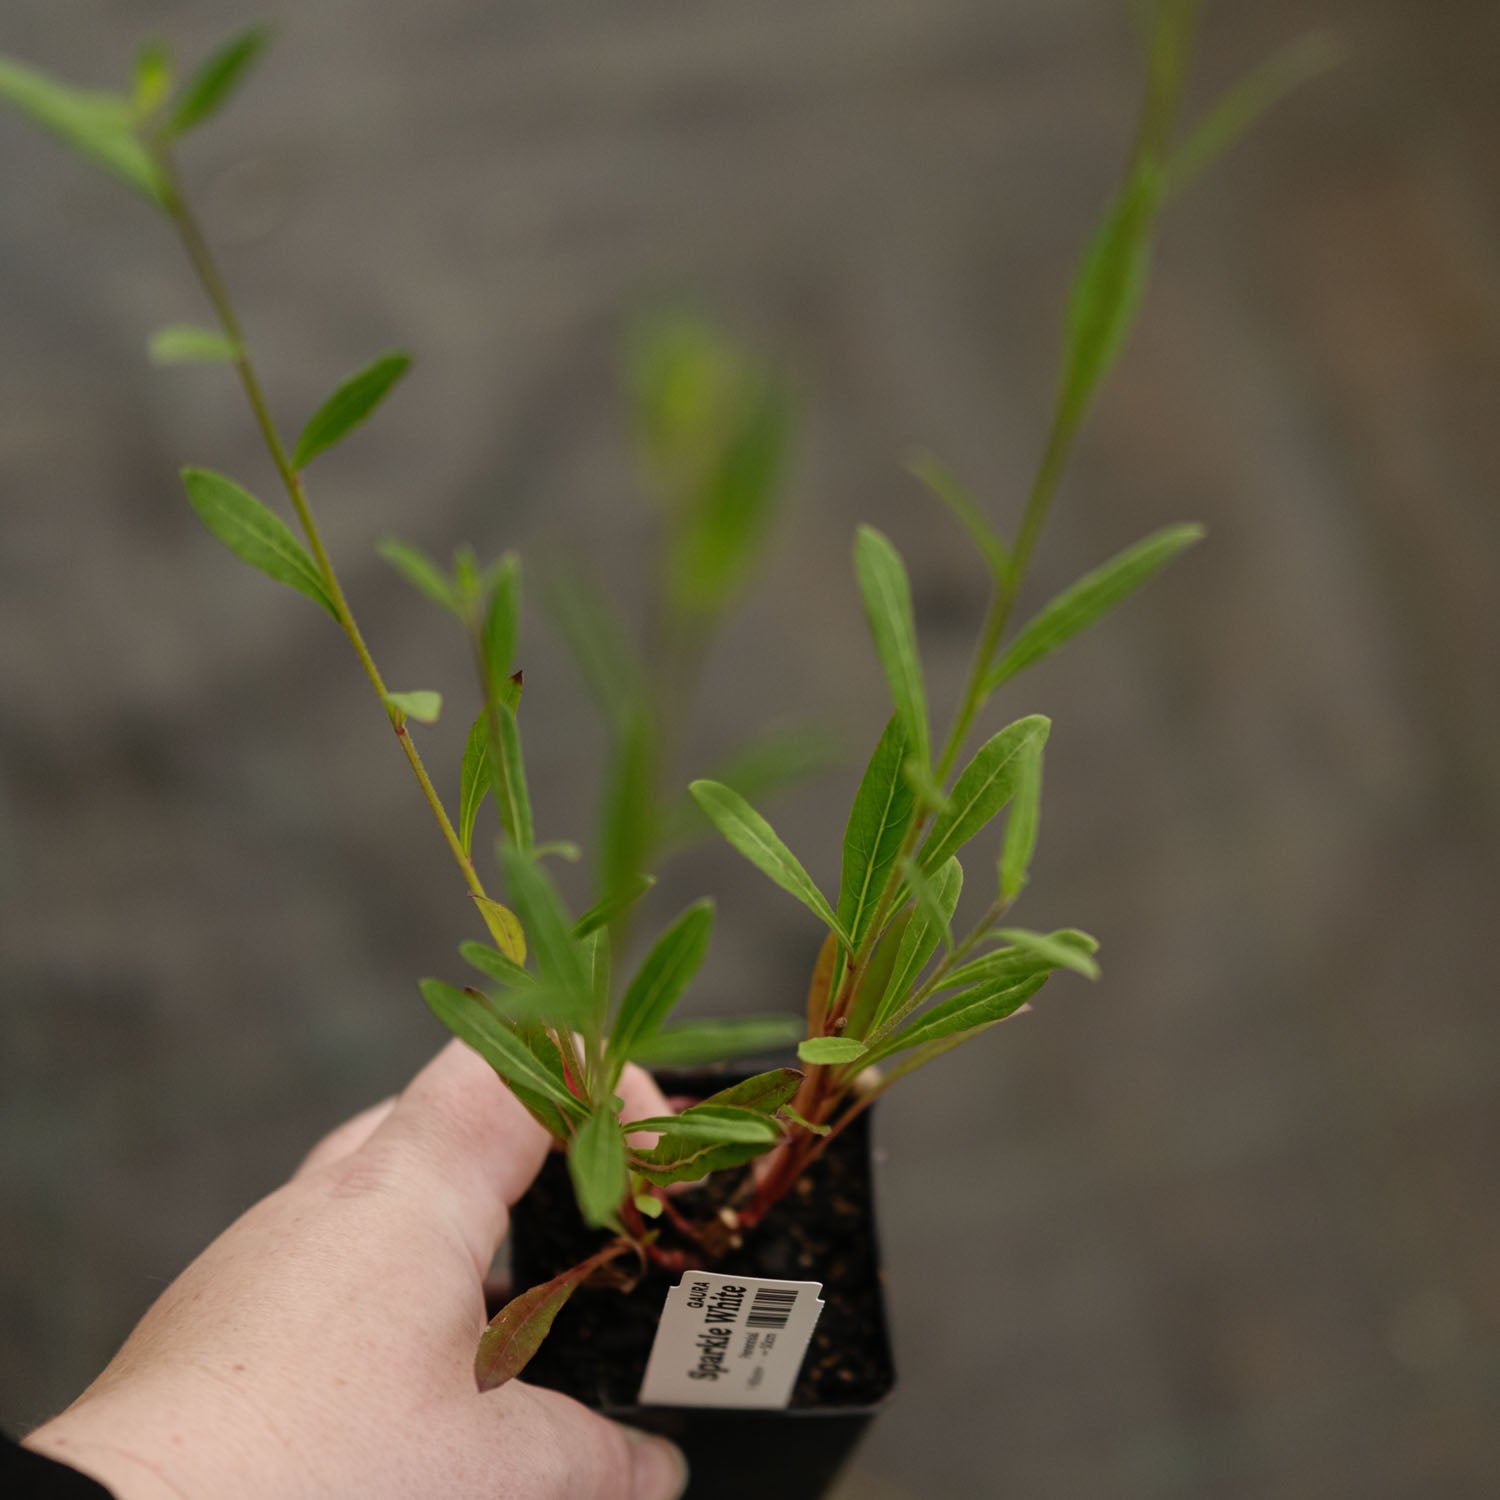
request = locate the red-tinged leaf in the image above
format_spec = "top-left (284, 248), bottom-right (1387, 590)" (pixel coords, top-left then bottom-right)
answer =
top-left (474, 1242), bottom-right (630, 1390)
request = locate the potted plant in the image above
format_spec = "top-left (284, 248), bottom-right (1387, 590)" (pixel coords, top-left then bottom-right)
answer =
top-left (0, 6), bottom-right (1330, 1496)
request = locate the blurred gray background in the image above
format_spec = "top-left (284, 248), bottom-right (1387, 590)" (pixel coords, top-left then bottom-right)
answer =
top-left (3, 1), bottom-right (1499, 1495)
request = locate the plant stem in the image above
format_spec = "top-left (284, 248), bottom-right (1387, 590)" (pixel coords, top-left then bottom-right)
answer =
top-left (154, 150), bottom-right (484, 902)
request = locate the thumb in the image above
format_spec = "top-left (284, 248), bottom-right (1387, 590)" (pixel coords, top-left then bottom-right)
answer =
top-left (355, 1038), bottom-right (552, 1273)
top-left (512, 1386), bottom-right (688, 1500)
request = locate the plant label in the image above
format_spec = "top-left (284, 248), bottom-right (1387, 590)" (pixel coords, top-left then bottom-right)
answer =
top-left (638, 1270), bottom-right (824, 1409)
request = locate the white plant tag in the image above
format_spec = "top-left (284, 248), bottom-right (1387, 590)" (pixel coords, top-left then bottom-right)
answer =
top-left (638, 1270), bottom-right (825, 1409)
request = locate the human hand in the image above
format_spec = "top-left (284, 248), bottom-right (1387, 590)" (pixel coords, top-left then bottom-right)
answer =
top-left (24, 1041), bottom-right (688, 1500)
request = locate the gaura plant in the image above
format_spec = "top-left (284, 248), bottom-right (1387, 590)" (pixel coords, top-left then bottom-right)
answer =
top-left (1, 2), bottom-right (1334, 1391)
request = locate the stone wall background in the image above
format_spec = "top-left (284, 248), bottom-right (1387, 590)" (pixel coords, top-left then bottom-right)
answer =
top-left (2, 2), bottom-right (1498, 1495)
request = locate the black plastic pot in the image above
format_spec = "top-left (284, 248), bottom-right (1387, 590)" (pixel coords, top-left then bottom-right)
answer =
top-left (508, 1069), bottom-right (896, 1500)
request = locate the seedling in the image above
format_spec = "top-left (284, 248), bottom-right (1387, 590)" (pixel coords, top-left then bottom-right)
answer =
top-left (1, 1), bottom-right (1333, 1392)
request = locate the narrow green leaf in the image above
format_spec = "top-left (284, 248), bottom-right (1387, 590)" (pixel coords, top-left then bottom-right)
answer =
top-left (458, 939), bottom-right (533, 989)
top-left (1060, 172), bottom-right (1159, 424)
top-left (837, 717), bottom-right (917, 951)
top-left (1164, 33), bottom-right (1343, 199)
top-left (999, 736), bottom-right (1043, 902)
top-left (574, 874), bottom-right (655, 939)
top-left (625, 1016), bottom-right (802, 1069)
top-left (292, 352), bottom-right (411, 470)
top-left (168, 25), bottom-right (271, 137)
top-left (490, 701), bottom-right (534, 852)
top-left (379, 536), bottom-right (459, 615)
top-left (568, 1109), bottom-right (628, 1228)
top-left (148, 324), bottom-right (239, 365)
top-left (690, 780), bottom-right (850, 946)
top-left (499, 845), bottom-right (588, 997)
top-left (535, 841), bottom-right (582, 863)
top-left (920, 717), bottom-right (1051, 872)
top-left (660, 727), bottom-right (841, 850)
top-left (845, 908), bottom-right (910, 1042)
top-left (634, 1193), bottom-right (664, 1219)
top-left (867, 973), bottom-right (1048, 1062)
top-left (627, 1068), bottom-right (801, 1185)
top-left (473, 894), bottom-right (526, 965)
top-left (777, 1105), bottom-right (830, 1135)
top-left (854, 526), bottom-right (930, 771)
top-left (474, 1242), bottom-right (628, 1391)
top-left (899, 857), bottom-right (956, 954)
top-left (383, 689), bottom-right (442, 726)
top-left (700, 1068), bottom-right (804, 1115)
top-left (623, 1105), bottom-right (780, 1146)
top-left (179, 467), bottom-right (337, 619)
top-left (598, 710), bottom-right (655, 904)
top-left (608, 901), bottom-right (715, 1073)
top-left (939, 929), bottom-right (1098, 993)
top-left (482, 554), bottom-right (521, 694)
top-left (902, 756), bottom-right (951, 817)
top-left (870, 855), bottom-right (963, 1036)
top-left (986, 525), bottom-right (1204, 691)
top-left (797, 1036), bottom-right (867, 1066)
top-left (0, 54), bottom-right (165, 203)
top-left (132, 41), bottom-right (173, 119)
top-left (458, 714), bottom-right (490, 858)
top-left (995, 926), bottom-right (1101, 981)
top-left (908, 451), bottom-right (1009, 581)
top-left (420, 978), bottom-right (581, 1114)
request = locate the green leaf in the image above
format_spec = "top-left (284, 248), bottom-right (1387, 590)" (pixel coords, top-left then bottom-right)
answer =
top-left (920, 717), bottom-right (1050, 872)
top-left (168, 25), bottom-right (271, 137)
top-left (148, 324), bottom-right (240, 365)
top-left (292, 352), bottom-right (411, 469)
top-left (568, 1109), bottom-right (628, 1228)
top-left (458, 714), bottom-right (490, 858)
top-left (870, 856), bottom-right (963, 1036)
top-left (853, 526), bottom-right (930, 771)
top-left (837, 717), bottom-right (917, 952)
top-left (634, 1193), bottom-right (664, 1219)
top-left (776, 1104), bottom-right (830, 1135)
top-left (994, 926), bottom-right (1101, 981)
top-left (1164, 33), bottom-right (1343, 199)
top-left (660, 727), bottom-right (841, 850)
top-left (474, 1242), bottom-right (629, 1391)
top-left (499, 845), bottom-right (588, 998)
top-left (132, 41), bottom-right (173, 119)
top-left (689, 780), bottom-right (850, 946)
top-left (473, 894), bottom-right (526, 965)
top-left (598, 710), bottom-right (656, 906)
top-left (797, 1036), bottom-right (867, 1066)
top-left (608, 901), bottom-right (715, 1076)
top-left (179, 467), bottom-right (337, 619)
top-left (845, 908), bottom-right (910, 1041)
top-left (0, 54), bottom-right (165, 204)
top-left (419, 978), bottom-right (582, 1115)
top-left (985, 526), bottom-right (1204, 691)
top-left (908, 451), bottom-right (1009, 581)
top-left (1060, 172), bottom-right (1159, 425)
top-left (867, 973), bottom-right (1048, 1062)
top-left (939, 929), bottom-right (1098, 992)
top-left (379, 537), bottom-right (458, 615)
top-left (623, 1105), bottom-right (781, 1146)
top-left (535, 841), bottom-right (582, 863)
top-left (625, 1016), bottom-right (802, 1069)
top-left (458, 939), bottom-right (533, 989)
top-left (482, 554), bottom-right (521, 694)
top-left (383, 689), bottom-right (442, 726)
top-left (999, 736), bottom-right (1043, 903)
top-left (899, 857), bottom-right (956, 954)
top-left (574, 874), bottom-right (655, 939)
top-left (627, 1068), bottom-right (801, 1185)
top-left (489, 702), bottom-right (534, 853)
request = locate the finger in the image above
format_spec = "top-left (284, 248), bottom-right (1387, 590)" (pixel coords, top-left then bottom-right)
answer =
top-left (357, 1039), bottom-right (552, 1271)
top-left (515, 1386), bottom-right (688, 1500)
top-left (292, 1097), bottom-right (396, 1180)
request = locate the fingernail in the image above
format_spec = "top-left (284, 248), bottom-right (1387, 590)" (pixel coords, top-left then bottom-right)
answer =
top-left (624, 1425), bottom-right (689, 1500)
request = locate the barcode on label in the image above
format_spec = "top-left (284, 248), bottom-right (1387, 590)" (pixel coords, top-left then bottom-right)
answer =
top-left (746, 1287), bottom-right (798, 1330)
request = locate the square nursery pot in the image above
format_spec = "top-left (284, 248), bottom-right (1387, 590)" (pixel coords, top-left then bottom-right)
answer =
top-left (507, 1067), bottom-right (896, 1500)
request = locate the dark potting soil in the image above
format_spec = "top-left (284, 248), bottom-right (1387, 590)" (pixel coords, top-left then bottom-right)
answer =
top-left (508, 1079), bottom-right (895, 1414)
